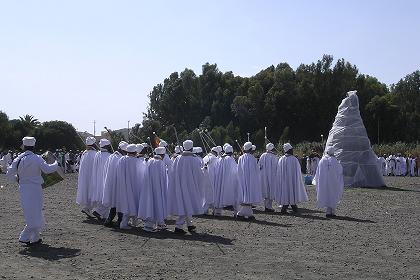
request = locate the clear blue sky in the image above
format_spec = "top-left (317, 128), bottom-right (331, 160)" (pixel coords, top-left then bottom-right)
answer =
top-left (1, 0), bottom-right (419, 134)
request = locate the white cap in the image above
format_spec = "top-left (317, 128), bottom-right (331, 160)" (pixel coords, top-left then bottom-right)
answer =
top-left (175, 145), bottom-right (183, 153)
top-left (216, 146), bottom-right (223, 153)
top-left (252, 145), bottom-right (256, 151)
top-left (211, 147), bottom-right (218, 152)
top-left (224, 145), bottom-right (233, 153)
top-left (159, 140), bottom-right (168, 147)
top-left (243, 141), bottom-right (252, 151)
top-left (283, 143), bottom-right (293, 153)
top-left (126, 144), bottom-right (137, 153)
top-left (266, 143), bottom-right (274, 151)
top-left (155, 147), bottom-right (166, 155)
top-left (99, 139), bottom-right (111, 148)
top-left (136, 144), bottom-right (145, 153)
top-left (86, 137), bottom-right (96, 146)
top-left (22, 136), bottom-right (36, 147)
top-left (193, 147), bottom-right (202, 154)
top-left (183, 140), bottom-right (193, 151)
top-left (326, 146), bottom-right (336, 156)
top-left (118, 141), bottom-right (128, 151)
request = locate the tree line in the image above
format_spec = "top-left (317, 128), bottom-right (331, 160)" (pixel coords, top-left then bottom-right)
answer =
top-left (131, 55), bottom-right (420, 150)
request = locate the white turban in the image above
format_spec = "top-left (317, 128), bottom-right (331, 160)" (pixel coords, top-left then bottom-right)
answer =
top-left (174, 145), bottom-right (183, 153)
top-left (211, 146), bottom-right (218, 152)
top-left (86, 137), bottom-right (96, 146)
top-left (118, 141), bottom-right (128, 151)
top-left (159, 140), bottom-right (168, 147)
top-left (183, 140), bottom-right (193, 151)
top-left (155, 147), bottom-right (166, 155)
top-left (136, 144), bottom-right (145, 153)
top-left (326, 146), bottom-right (336, 156)
top-left (216, 146), bottom-right (223, 153)
top-left (99, 139), bottom-right (111, 148)
top-left (193, 147), bottom-right (202, 154)
top-left (283, 143), bottom-right (293, 153)
top-left (252, 145), bottom-right (256, 151)
top-left (22, 136), bottom-right (36, 147)
top-left (266, 143), bottom-right (274, 151)
top-left (243, 141), bottom-right (252, 151)
top-left (224, 145), bottom-right (233, 153)
top-left (126, 144), bottom-right (137, 153)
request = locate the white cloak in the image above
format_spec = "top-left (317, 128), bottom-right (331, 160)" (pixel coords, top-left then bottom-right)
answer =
top-left (138, 156), bottom-right (168, 223)
top-left (258, 152), bottom-right (278, 200)
top-left (167, 152), bottom-right (205, 216)
top-left (213, 155), bottom-right (240, 208)
top-left (275, 154), bottom-right (308, 205)
top-left (102, 152), bottom-right (122, 208)
top-left (313, 155), bottom-right (344, 208)
top-left (116, 155), bottom-right (144, 216)
top-left (237, 153), bottom-right (262, 204)
top-left (76, 149), bottom-right (97, 208)
top-left (91, 150), bottom-right (111, 205)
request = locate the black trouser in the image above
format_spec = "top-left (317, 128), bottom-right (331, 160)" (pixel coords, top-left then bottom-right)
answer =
top-left (104, 207), bottom-right (123, 224)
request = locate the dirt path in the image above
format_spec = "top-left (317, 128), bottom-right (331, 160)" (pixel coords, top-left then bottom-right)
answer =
top-left (0, 174), bottom-right (419, 280)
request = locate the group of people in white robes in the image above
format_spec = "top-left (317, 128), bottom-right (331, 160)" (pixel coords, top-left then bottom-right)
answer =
top-left (378, 154), bottom-right (419, 177)
top-left (77, 135), bottom-right (347, 234)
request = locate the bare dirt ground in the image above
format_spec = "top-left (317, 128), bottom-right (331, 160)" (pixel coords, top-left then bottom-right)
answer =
top-left (0, 174), bottom-right (419, 280)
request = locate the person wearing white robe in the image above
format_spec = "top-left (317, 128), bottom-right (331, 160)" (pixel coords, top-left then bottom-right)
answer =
top-left (275, 143), bottom-right (308, 214)
top-left (167, 140), bottom-right (205, 234)
top-left (76, 137), bottom-right (98, 217)
top-left (213, 144), bottom-right (240, 216)
top-left (116, 144), bottom-right (144, 229)
top-left (258, 143), bottom-right (278, 212)
top-left (138, 147), bottom-right (168, 232)
top-left (409, 156), bottom-right (416, 177)
top-left (377, 155), bottom-right (386, 176)
top-left (311, 156), bottom-right (320, 176)
top-left (237, 142), bottom-right (262, 219)
top-left (172, 145), bottom-right (183, 160)
top-left (313, 147), bottom-right (344, 217)
top-left (90, 139), bottom-right (112, 220)
top-left (103, 141), bottom-right (128, 227)
top-left (203, 147), bottom-right (220, 214)
top-left (6, 137), bottom-right (58, 245)
top-left (159, 140), bottom-right (173, 170)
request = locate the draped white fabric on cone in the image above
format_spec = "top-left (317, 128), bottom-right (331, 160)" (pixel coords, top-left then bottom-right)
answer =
top-left (167, 152), bottom-right (205, 216)
top-left (275, 155), bottom-right (308, 205)
top-left (237, 153), bottom-right (262, 204)
top-left (258, 152), bottom-right (278, 200)
top-left (91, 150), bottom-right (111, 205)
top-left (102, 152), bottom-right (122, 208)
top-left (76, 150), bottom-right (97, 208)
top-left (138, 157), bottom-right (168, 223)
top-left (213, 155), bottom-right (240, 207)
top-left (313, 155), bottom-right (344, 208)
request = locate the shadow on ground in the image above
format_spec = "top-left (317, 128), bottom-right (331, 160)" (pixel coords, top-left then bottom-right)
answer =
top-left (19, 243), bottom-right (81, 261)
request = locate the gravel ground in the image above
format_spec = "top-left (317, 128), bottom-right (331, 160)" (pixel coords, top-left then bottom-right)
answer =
top-left (0, 174), bottom-right (419, 280)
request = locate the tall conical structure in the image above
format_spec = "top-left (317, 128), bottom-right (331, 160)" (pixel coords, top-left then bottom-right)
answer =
top-left (325, 91), bottom-right (386, 187)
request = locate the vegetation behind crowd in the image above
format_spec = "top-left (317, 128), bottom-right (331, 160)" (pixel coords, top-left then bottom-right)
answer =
top-left (0, 55), bottom-right (419, 155)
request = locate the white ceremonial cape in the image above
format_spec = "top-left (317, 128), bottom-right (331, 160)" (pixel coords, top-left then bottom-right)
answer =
top-left (167, 151), bottom-right (205, 216)
top-left (102, 152), bottom-right (122, 208)
top-left (237, 153), bottom-right (262, 204)
top-left (313, 155), bottom-right (344, 208)
top-left (275, 154), bottom-right (308, 205)
top-left (163, 154), bottom-right (173, 170)
top-left (116, 156), bottom-right (143, 216)
top-left (6, 151), bottom-right (58, 229)
top-left (213, 155), bottom-right (240, 208)
top-left (76, 149), bottom-right (97, 208)
top-left (258, 152), bottom-right (278, 200)
top-left (91, 150), bottom-right (111, 205)
top-left (138, 156), bottom-right (168, 222)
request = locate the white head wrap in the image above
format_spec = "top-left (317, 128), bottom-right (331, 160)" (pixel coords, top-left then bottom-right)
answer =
top-left (22, 136), bottom-right (36, 147)
top-left (118, 141), bottom-right (128, 151)
top-left (183, 140), bottom-right (193, 151)
top-left (159, 140), bottom-right (168, 147)
top-left (193, 147), bottom-right (202, 154)
top-left (86, 137), bottom-right (96, 146)
top-left (283, 143), bottom-right (293, 153)
top-left (243, 141), bottom-right (252, 151)
top-left (224, 145), bottom-right (233, 153)
top-left (99, 139), bottom-right (111, 148)
top-left (136, 144), bottom-right (145, 153)
top-left (126, 144), bottom-right (137, 153)
top-left (155, 147), bottom-right (166, 155)
top-left (266, 143), bottom-right (274, 151)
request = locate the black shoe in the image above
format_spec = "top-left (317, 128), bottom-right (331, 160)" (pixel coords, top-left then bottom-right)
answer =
top-left (103, 220), bottom-right (114, 228)
top-left (92, 211), bottom-right (104, 221)
top-left (28, 239), bottom-right (42, 246)
top-left (247, 216), bottom-right (256, 221)
top-left (280, 205), bottom-right (288, 214)
top-left (326, 214), bottom-right (334, 218)
top-left (81, 209), bottom-right (94, 218)
top-left (187, 225), bottom-right (197, 233)
top-left (174, 228), bottom-right (186, 234)
top-left (291, 205), bottom-right (299, 213)
top-left (265, 208), bottom-right (275, 213)
top-left (19, 240), bottom-right (30, 245)
top-left (223, 205), bottom-right (234, 211)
